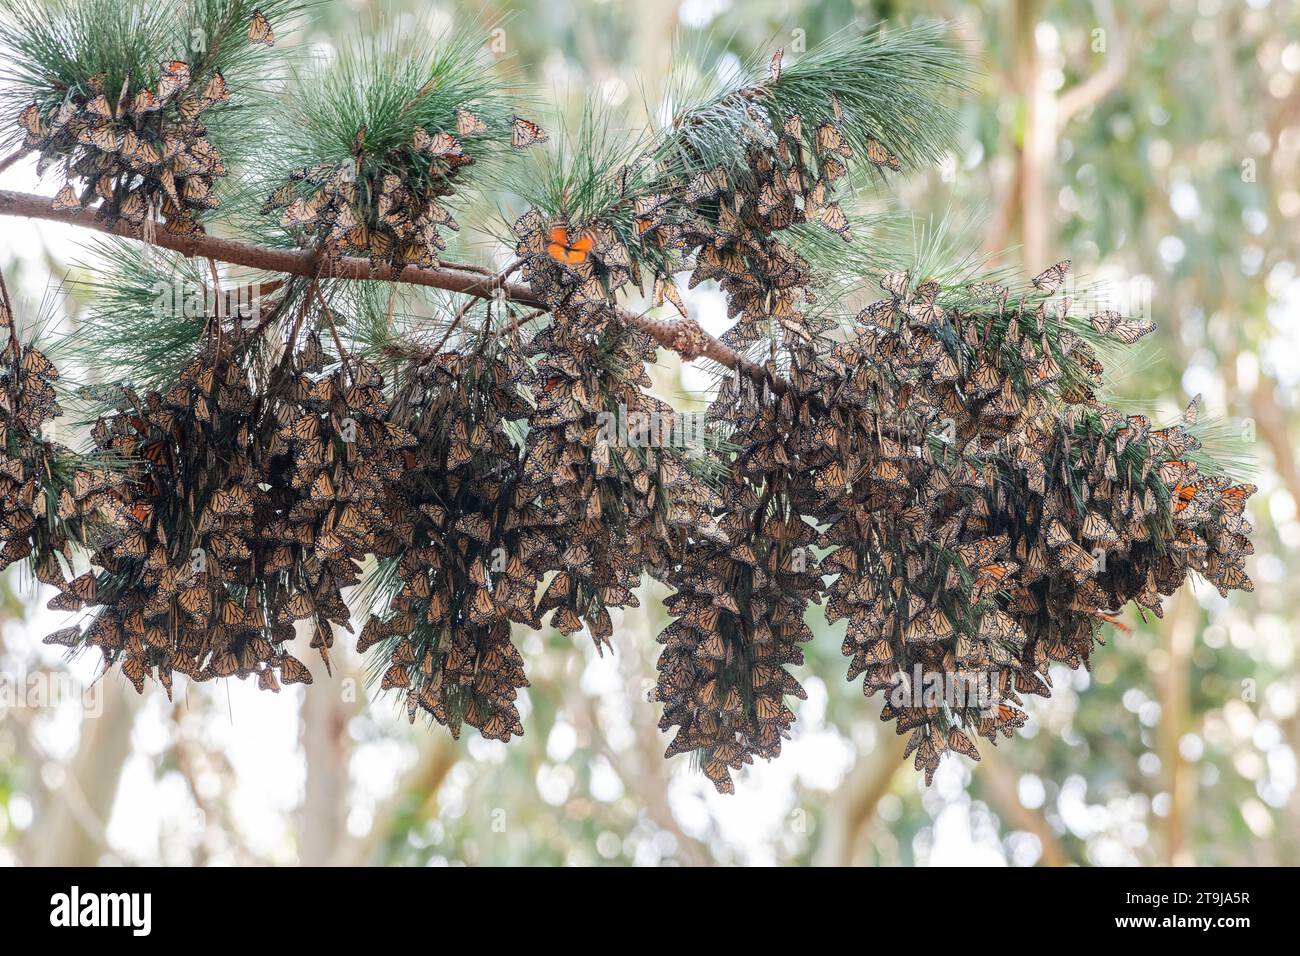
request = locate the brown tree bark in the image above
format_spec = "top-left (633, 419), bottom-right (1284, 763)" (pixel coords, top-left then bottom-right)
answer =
top-left (0, 188), bottom-right (778, 392)
top-left (28, 679), bottom-right (140, 865)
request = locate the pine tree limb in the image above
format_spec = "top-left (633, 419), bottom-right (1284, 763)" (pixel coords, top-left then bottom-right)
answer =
top-left (0, 187), bottom-right (777, 390)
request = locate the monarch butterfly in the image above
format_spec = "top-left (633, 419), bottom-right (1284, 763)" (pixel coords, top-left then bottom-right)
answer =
top-left (157, 60), bottom-right (191, 101)
top-left (870, 460), bottom-right (907, 487)
top-left (378, 638), bottom-right (413, 668)
top-left (116, 190), bottom-right (147, 224)
top-left (155, 168), bottom-right (180, 205)
top-left (545, 225), bottom-right (594, 265)
top-left (257, 667), bottom-right (281, 693)
top-left (412, 127), bottom-right (462, 158)
top-left (127, 85), bottom-right (157, 115)
top-left (441, 435), bottom-right (472, 468)
top-left (279, 193), bottom-right (323, 228)
top-left (182, 176), bottom-right (218, 209)
top-left (878, 270), bottom-right (909, 298)
top-left (865, 137), bottom-right (900, 171)
top-left (279, 653), bottom-right (312, 685)
top-left (324, 202), bottom-right (367, 249)
top-left (177, 585), bottom-right (210, 616)
top-left (468, 587), bottom-right (496, 625)
top-left (44, 184), bottom-right (87, 219)
top-left (18, 102), bottom-right (43, 145)
top-left (455, 513), bottom-right (493, 543)
top-left (367, 229), bottom-right (393, 265)
top-left (1031, 259), bottom-right (1070, 294)
top-left (1028, 352), bottom-right (1062, 389)
top-left (820, 155), bottom-right (849, 185)
top-left (947, 727), bottom-right (980, 760)
top-left (511, 116), bottom-right (547, 149)
top-left (480, 709), bottom-right (516, 741)
top-left (754, 694), bottom-right (785, 722)
top-left (453, 107), bottom-right (488, 137)
top-left (122, 130), bottom-right (162, 167)
top-left (247, 9), bottom-right (275, 46)
top-left (208, 650), bottom-right (238, 678)
top-left (80, 123), bottom-right (122, 154)
top-left (1169, 479), bottom-right (1207, 513)
top-left (768, 48), bottom-right (783, 83)
top-left (684, 166), bottom-right (727, 203)
top-left (43, 626), bottom-right (81, 648)
top-left (58, 572), bottom-right (98, 603)
top-left (1081, 512), bottom-right (1120, 545)
top-left (814, 122), bottom-right (852, 158)
top-left (82, 93), bottom-right (114, 121)
top-left (1088, 309), bottom-right (1154, 344)
top-left (817, 200), bottom-right (851, 241)
top-left (971, 560), bottom-right (1017, 601)
top-left (201, 70), bottom-right (229, 107)
top-left (120, 655), bottom-right (149, 692)
top-left (1215, 564), bottom-right (1253, 593)
top-left (1218, 483), bottom-right (1256, 513)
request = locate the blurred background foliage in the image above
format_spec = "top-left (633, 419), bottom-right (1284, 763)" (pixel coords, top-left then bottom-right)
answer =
top-left (2, 0), bottom-right (1298, 866)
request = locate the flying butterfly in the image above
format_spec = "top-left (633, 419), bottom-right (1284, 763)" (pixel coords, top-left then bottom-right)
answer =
top-left (412, 127), bottom-right (462, 158)
top-left (1089, 310), bottom-right (1155, 344)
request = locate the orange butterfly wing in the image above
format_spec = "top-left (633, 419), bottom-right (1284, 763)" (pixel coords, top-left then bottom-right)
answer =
top-left (545, 226), bottom-right (593, 265)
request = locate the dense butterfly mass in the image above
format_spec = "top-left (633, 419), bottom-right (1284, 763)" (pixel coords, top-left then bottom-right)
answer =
top-left (361, 347), bottom-right (538, 740)
top-left (2, 18), bottom-right (1258, 793)
top-left (807, 273), bottom-right (1255, 782)
top-left (264, 123), bottom-right (465, 274)
top-left (35, 298), bottom-right (421, 696)
top-left (263, 111), bottom-right (544, 273)
top-left (1, 292), bottom-right (93, 576)
top-left (17, 56), bottom-right (233, 237)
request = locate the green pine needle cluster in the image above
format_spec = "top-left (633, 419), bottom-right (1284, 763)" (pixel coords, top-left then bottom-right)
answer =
top-left (657, 20), bottom-right (971, 184)
top-left (0, 0), bottom-right (308, 160)
top-left (240, 19), bottom-right (520, 235)
top-left (65, 240), bottom-right (227, 393)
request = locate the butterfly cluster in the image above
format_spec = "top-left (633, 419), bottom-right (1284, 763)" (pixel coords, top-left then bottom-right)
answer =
top-left (513, 210), bottom-right (638, 315)
top-left (261, 336), bottom-right (413, 675)
top-left (264, 120), bottom-right (471, 273)
top-left (674, 58), bottom-right (905, 351)
top-left (265, 112), bottom-right (546, 273)
top-left (3, 22), bottom-right (1261, 796)
top-left (801, 264), bottom-right (1256, 782)
top-left (1, 295), bottom-right (95, 575)
top-left (360, 348), bottom-right (536, 740)
top-left (44, 345), bottom-right (294, 693)
top-left (643, 69), bottom-right (883, 789)
top-left (525, 305), bottom-right (718, 646)
top-left (18, 58), bottom-right (232, 237)
top-left (654, 446), bottom-right (820, 793)
top-left (632, 59), bottom-right (1255, 788)
top-left (37, 300), bottom-right (418, 697)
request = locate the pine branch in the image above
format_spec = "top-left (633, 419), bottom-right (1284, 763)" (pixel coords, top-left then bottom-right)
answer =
top-left (0, 187), bottom-right (776, 389)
